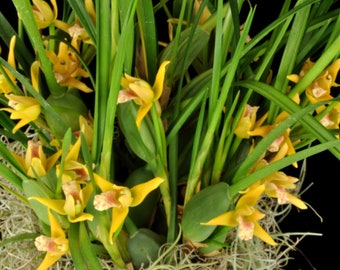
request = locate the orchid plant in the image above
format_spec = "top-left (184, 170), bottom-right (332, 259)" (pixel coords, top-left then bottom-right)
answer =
top-left (1, 0), bottom-right (340, 269)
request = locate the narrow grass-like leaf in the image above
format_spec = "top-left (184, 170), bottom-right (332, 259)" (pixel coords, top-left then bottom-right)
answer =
top-left (166, 89), bottom-right (206, 143)
top-left (0, 233), bottom-right (39, 248)
top-left (92, 0), bottom-right (112, 164)
top-left (324, 11), bottom-right (340, 55)
top-left (0, 164), bottom-right (24, 193)
top-left (269, 0), bottom-right (312, 122)
top-left (0, 140), bottom-right (25, 176)
top-left (136, 0), bottom-right (158, 82)
top-left (99, 0), bottom-right (138, 179)
top-left (69, 222), bottom-right (89, 269)
top-left (0, 111), bottom-right (27, 144)
top-left (79, 222), bottom-right (102, 269)
top-left (211, 91), bottom-right (240, 184)
top-left (184, 7), bottom-right (255, 204)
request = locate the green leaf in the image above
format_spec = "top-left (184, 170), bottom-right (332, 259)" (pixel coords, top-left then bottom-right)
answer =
top-left (127, 228), bottom-right (166, 269)
top-left (92, 0), bottom-right (112, 163)
top-left (0, 163), bottom-right (24, 192)
top-left (0, 111), bottom-right (27, 144)
top-left (22, 179), bottom-right (55, 226)
top-left (117, 102), bottom-right (157, 164)
top-left (79, 222), bottom-right (103, 269)
top-left (136, 0), bottom-right (158, 82)
top-left (0, 233), bottom-right (40, 248)
top-left (182, 182), bottom-right (231, 243)
top-left (160, 26), bottom-right (210, 80)
top-left (69, 223), bottom-right (89, 269)
top-left (0, 139), bottom-right (25, 177)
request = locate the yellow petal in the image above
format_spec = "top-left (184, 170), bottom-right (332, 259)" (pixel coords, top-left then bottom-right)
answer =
top-left (48, 209), bottom-right (65, 239)
top-left (37, 251), bottom-right (62, 270)
top-left (27, 158), bottom-right (47, 177)
top-left (94, 173), bottom-right (114, 192)
top-left (11, 105), bottom-right (41, 133)
top-left (11, 151), bottom-right (26, 171)
top-left (129, 81), bottom-right (154, 103)
top-left (201, 211), bottom-right (238, 227)
top-left (287, 193), bottom-right (308, 209)
top-left (130, 177), bottom-right (164, 207)
top-left (10, 104), bottom-right (40, 120)
top-left (66, 137), bottom-right (81, 161)
top-left (29, 197), bottom-right (66, 215)
top-left (136, 103), bottom-right (152, 129)
top-left (109, 207), bottom-right (129, 242)
top-left (10, 105), bottom-right (40, 133)
top-left (68, 212), bottom-right (94, 223)
top-left (237, 184), bottom-right (265, 209)
top-left (81, 182), bottom-right (93, 207)
top-left (46, 150), bottom-right (62, 172)
top-left (32, 0), bottom-right (57, 29)
top-left (61, 78), bottom-right (93, 93)
top-left (85, 0), bottom-right (96, 24)
top-left (253, 222), bottom-right (277, 246)
top-left (326, 58), bottom-right (340, 85)
top-left (30, 61), bottom-right (41, 92)
top-left (248, 125), bottom-right (272, 137)
top-left (152, 61), bottom-right (170, 100)
top-left (8, 36), bottom-right (16, 69)
top-left (286, 74), bottom-right (300, 83)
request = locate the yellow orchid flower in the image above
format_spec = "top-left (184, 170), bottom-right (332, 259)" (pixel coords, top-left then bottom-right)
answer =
top-left (248, 109), bottom-right (297, 167)
top-left (287, 58), bottom-right (340, 112)
top-left (0, 36), bottom-right (17, 94)
top-left (118, 61), bottom-right (170, 129)
top-left (34, 209), bottom-right (69, 270)
top-left (202, 184), bottom-right (277, 246)
top-left (51, 0), bottom-right (96, 45)
top-left (12, 140), bottom-right (61, 178)
top-left (56, 136), bottom-right (89, 183)
top-left (319, 103), bottom-right (340, 132)
top-left (46, 38), bottom-right (92, 93)
top-left (1, 94), bottom-right (41, 133)
top-left (93, 173), bottom-right (164, 242)
top-left (234, 104), bottom-right (259, 139)
top-left (30, 180), bottom-right (94, 223)
top-left (250, 160), bottom-right (307, 210)
top-left (32, 0), bottom-right (58, 29)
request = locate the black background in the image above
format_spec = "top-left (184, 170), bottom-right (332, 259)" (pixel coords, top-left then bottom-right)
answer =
top-left (247, 1), bottom-right (338, 269)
